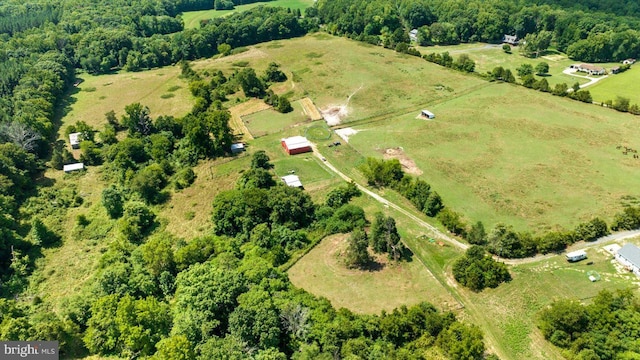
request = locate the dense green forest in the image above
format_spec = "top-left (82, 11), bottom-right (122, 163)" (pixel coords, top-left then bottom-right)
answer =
top-left (1, 0), bottom-right (640, 358)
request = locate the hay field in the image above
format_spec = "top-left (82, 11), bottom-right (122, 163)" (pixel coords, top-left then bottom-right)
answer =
top-left (181, 0), bottom-right (315, 29)
top-left (344, 82), bottom-right (640, 231)
top-left (192, 34), bottom-right (487, 124)
top-left (288, 233), bottom-right (460, 314)
top-left (63, 66), bottom-right (193, 132)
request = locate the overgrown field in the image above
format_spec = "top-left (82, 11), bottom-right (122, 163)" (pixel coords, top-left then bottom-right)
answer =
top-left (589, 65), bottom-right (640, 105)
top-left (65, 66), bottom-right (193, 131)
top-left (181, 0), bottom-right (314, 29)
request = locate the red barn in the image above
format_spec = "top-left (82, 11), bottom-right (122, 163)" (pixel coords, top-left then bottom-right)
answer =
top-left (281, 136), bottom-right (312, 155)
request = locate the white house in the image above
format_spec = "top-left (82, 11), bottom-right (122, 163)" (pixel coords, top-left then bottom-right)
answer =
top-left (421, 110), bottom-right (435, 119)
top-left (63, 162), bottom-right (85, 173)
top-left (409, 29), bottom-right (418, 42)
top-left (616, 243), bottom-right (640, 277)
top-left (69, 132), bottom-right (81, 149)
top-left (566, 250), bottom-right (587, 262)
top-left (281, 174), bottom-right (303, 188)
top-left (502, 34), bottom-right (519, 45)
top-left (575, 63), bottom-right (605, 75)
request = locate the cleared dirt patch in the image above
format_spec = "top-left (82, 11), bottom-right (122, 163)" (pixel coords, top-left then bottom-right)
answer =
top-left (321, 105), bottom-right (348, 126)
top-left (383, 147), bottom-right (423, 176)
top-left (335, 127), bottom-right (359, 142)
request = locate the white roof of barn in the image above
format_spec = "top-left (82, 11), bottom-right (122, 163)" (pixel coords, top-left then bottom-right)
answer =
top-left (281, 174), bottom-right (303, 188)
top-left (282, 136), bottom-right (312, 150)
top-left (566, 250), bottom-right (586, 258)
top-left (63, 163), bottom-right (84, 172)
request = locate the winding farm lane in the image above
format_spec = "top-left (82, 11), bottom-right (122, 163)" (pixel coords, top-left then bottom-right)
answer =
top-left (312, 144), bottom-right (640, 266)
top-left (311, 144), bottom-right (469, 250)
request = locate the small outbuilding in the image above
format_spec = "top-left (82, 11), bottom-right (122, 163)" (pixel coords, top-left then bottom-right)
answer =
top-left (616, 243), bottom-right (640, 277)
top-left (611, 66), bottom-right (621, 74)
top-left (281, 136), bottom-right (312, 155)
top-left (63, 162), bottom-right (85, 173)
top-left (421, 110), bottom-right (435, 119)
top-left (566, 250), bottom-right (587, 262)
top-left (230, 143), bottom-right (245, 154)
top-left (69, 132), bottom-right (82, 149)
top-left (281, 174), bottom-right (303, 188)
top-left (502, 34), bottom-right (519, 45)
top-left (409, 29), bottom-right (418, 42)
top-left (623, 58), bottom-right (636, 65)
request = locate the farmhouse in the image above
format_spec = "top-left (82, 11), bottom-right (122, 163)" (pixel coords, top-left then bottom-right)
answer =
top-left (616, 243), bottom-right (640, 277)
top-left (69, 132), bottom-right (81, 149)
top-left (421, 110), bottom-right (435, 119)
top-left (409, 29), bottom-right (418, 42)
top-left (281, 174), bottom-right (303, 188)
top-left (502, 34), bottom-right (519, 45)
top-left (566, 250), bottom-right (587, 262)
top-left (575, 63), bottom-right (605, 75)
top-left (623, 58), bottom-right (636, 65)
top-left (63, 163), bottom-right (85, 173)
top-left (230, 143), bottom-right (245, 154)
top-left (281, 136), bottom-right (312, 155)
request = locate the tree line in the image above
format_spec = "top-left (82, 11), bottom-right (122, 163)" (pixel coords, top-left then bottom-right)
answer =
top-left (315, 0), bottom-right (640, 62)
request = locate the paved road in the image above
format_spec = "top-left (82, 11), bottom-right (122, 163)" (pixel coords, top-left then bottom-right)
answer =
top-left (312, 144), bottom-right (469, 251)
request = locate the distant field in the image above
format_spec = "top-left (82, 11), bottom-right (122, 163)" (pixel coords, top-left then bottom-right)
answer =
top-left (63, 66), bottom-right (193, 133)
top-left (288, 233), bottom-right (460, 314)
top-left (343, 83), bottom-right (640, 232)
top-left (181, 0), bottom-right (314, 29)
top-left (589, 65), bottom-right (640, 105)
top-left (417, 43), bottom-right (623, 87)
top-left (193, 34), bottom-right (487, 124)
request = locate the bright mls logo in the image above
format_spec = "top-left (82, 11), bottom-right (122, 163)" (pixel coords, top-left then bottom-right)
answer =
top-left (1, 341), bottom-right (58, 359)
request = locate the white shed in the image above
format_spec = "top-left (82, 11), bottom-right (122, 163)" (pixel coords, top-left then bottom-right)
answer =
top-left (69, 132), bottom-right (81, 149)
top-left (281, 174), bottom-right (303, 188)
top-left (63, 162), bottom-right (85, 173)
top-left (230, 143), bottom-right (245, 154)
top-left (421, 110), bottom-right (435, 119)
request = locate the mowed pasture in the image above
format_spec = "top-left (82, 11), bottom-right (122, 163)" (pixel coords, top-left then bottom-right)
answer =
top-left (181, 0), bottom-right (315, 29)
top-left (192, 34), bottom-right (487, 123)
top-left (345, 83), bottom-right (640, 231)
top-left (589, 64), bottom-right (640, 105)
top-left (288, 233), bottom-right (460, 314)
top-left (242, 100), bottom-right (309, 137)
top-left (417, 43), bottom-right (621, 87)
top-left (63, 66), bottom-right (193, 132)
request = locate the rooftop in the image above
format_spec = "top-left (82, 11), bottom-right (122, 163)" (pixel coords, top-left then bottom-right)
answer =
top-left (618, 243), bottom-right (640, 267)
top-left (282, 136), bottom-right (312, 150)
top-left (281, 174), bottom-right (303, 188)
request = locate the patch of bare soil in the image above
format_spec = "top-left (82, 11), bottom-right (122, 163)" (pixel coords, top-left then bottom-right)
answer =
top-left (383, 147), bottom-right (423, 176)
top-left (321, 105), bottom-right (349, 126)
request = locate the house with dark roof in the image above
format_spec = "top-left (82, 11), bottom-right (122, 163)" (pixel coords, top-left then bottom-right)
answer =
top-left (616, 243), bottom-right (640, 277)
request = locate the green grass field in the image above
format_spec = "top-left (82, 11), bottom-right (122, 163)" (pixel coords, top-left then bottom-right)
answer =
top-left (589, 65), bottom-right (640, 105)
top-left (288, 233), bottom-right (460, 314)
top-left (344, 82), bottom-right (640, 232)
top-left (242, 101), bottom-right (309, 137)
top-left (64, 66), bottom-right (193, 133)
top-left (417, 43), bottom-right (622, 88)
top-left (181, 0), bottom-right (314, 29)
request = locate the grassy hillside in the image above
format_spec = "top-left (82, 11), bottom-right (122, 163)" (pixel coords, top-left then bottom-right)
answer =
top-left (181, 0), bottom-right (314, 29)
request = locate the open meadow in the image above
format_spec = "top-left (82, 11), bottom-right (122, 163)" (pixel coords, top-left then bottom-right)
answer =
top-left (181, 0), bottom-right (314, 29)
top-left (588, 64), bottom-right (640, 105)
top-left (64, 66), bottom-right (193, 131)
top-left (417, 43), bottom-right (622, 87)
